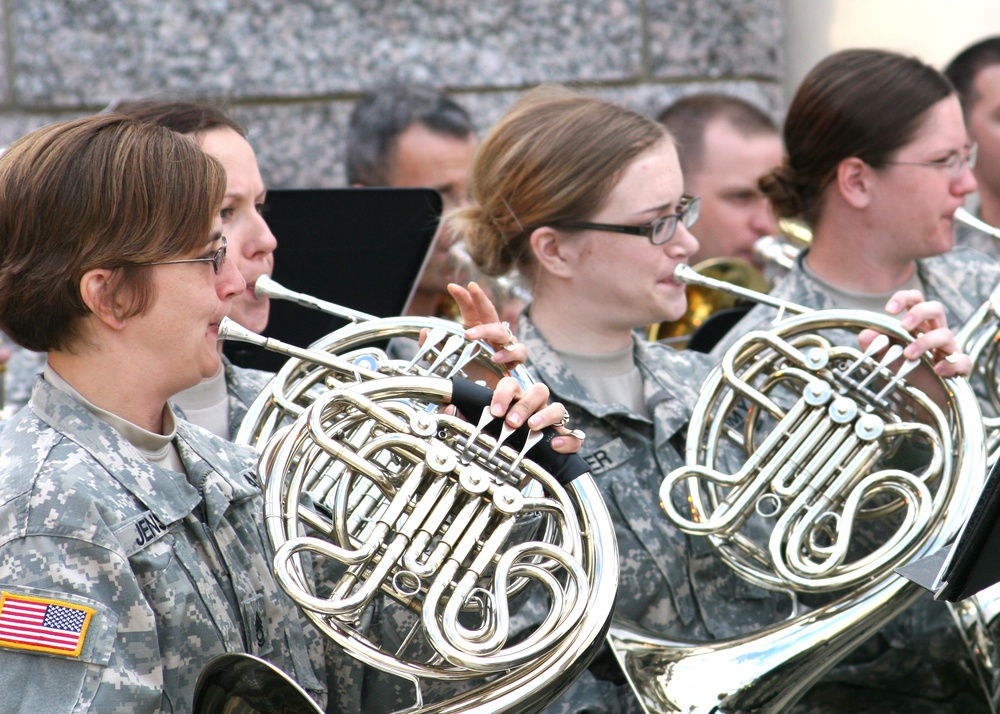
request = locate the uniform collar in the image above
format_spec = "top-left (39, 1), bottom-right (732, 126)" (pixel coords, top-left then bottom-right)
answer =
top-left (30, 376), bottom-right (257, 529)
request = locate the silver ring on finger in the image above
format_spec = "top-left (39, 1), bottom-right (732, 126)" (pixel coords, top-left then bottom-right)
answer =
top-left (501, 321), bottom-right (517, 350)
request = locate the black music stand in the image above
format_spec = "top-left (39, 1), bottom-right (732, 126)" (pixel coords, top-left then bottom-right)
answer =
top-left (224, 187), bottom-right (441, 372)
top-left (896, 455), bottom-right (1000, 602)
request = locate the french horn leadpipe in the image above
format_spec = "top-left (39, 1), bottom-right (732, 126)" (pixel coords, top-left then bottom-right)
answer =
top-left (648, 259), bottom-right (771, 345)
top-left (673, 263), bottom-right (810, 316)
top-left (654, 214), bottom-right (816, 346)
top-left (218, 316), bottom-right (383, 381)
top-left (254, 274), bottom-right (377, 323)
top-left (202, 319), bottom-right (619, 714)
top-left (955, 206), bottom-right (1000, 240)
top-left (609, 263), bottom-right (987, 713)
top-left (223, 283), bottom-right (534, 450)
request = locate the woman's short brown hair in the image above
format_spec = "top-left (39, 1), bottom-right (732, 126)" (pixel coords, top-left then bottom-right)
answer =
top-left (113, 98), bottom-right (247, 139)
top-left (0, 113), bottom-right (226, 352)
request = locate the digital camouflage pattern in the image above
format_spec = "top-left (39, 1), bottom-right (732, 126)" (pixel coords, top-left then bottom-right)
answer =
top-left (3, 352), bottom-right (272, 442)
top-left (2, 343), bottom-right (44, 412)
top-left (0, 376), bottom-right (327, 713)
top-left (518, 314), bottom-right (795, 714)
top-left (708, 247), bottom-right (999, 713)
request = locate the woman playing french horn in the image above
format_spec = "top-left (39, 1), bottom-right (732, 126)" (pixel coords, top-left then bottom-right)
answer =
top-left (448, 82), bottom-right (976, 714)
top-left (0, 113), bottom-right (579, 714)
top-left (708, 48), bottom-right (1000, 714)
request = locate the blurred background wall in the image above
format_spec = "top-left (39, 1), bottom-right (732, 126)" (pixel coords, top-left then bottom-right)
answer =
top-left (1, 0), bottom-right (998, 189)
top-left (0, 0), bottom-right (785, 187)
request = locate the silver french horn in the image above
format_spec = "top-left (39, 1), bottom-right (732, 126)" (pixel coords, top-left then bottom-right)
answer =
top-left (194, 279), bottom-right (619, 714)
top-left (952, 207), bottom-right (1000, 467)
top-left (607, 264), bottom-right (988, 713)
top-left (939, 207), bottom-right (1000, 704)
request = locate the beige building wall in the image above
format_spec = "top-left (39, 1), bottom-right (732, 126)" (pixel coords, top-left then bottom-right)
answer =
top-left (783, 0), bottom-right (1000, 100)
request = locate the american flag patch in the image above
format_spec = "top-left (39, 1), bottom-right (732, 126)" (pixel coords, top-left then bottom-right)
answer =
top-left (0, 592), bottom-right (94, 657)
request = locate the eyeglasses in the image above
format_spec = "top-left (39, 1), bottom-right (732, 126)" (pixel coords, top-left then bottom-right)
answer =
top-left (884, 142), bottom-right (978, 178)
top-left (557, 195), bottom-right (700, 245)
top-left (136, 236), bottom-right (228, 274)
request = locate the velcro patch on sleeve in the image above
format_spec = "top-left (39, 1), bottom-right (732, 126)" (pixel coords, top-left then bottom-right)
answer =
top-left (0, 591), bottom-right (95, 657)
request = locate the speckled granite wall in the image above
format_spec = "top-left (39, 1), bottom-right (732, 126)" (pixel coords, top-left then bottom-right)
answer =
top-left (0, 0), bottom-right (784, 188)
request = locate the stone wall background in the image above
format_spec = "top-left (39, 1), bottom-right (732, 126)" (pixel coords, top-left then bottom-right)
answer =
top-left (0, 0), bottom-right (785, 189)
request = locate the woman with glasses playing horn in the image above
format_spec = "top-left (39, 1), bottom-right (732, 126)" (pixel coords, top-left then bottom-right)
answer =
top-left (0, 101), bottom-right (281, 438)
top-left (0, 114), bottom-right (572, 714)
top-left (447, 83), bottom-right (972, 714)
top-left (705, 49), bottom-right (1000, 713)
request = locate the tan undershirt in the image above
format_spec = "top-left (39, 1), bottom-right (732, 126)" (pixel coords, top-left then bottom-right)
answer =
top-left (801, 257), bottom-right (924, 313)
top-left (553, 343), bottom-right (650, 418)
top-left (171, 366), bottom-right (230, 439)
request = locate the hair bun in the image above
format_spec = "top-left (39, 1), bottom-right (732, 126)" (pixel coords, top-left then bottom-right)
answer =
top-left (759, 164), bottom-right (806, 219)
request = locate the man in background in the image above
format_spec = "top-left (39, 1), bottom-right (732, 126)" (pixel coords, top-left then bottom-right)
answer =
top-left (945, 36), bottom-right (1000, 258)
top-left (657, 93), bottom-right (783, 269)
top-left (346, 85), bottom-right (479, 318)
top-left (653, 93), bottom-right (784, 349)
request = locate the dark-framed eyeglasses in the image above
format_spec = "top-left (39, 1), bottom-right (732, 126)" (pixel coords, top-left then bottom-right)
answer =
top-left (557, 195), bottom-right (700, 245)
top-left (884, 142), bottom-right (978, 178)
top-left (137, 236), bottom-right (228, 274)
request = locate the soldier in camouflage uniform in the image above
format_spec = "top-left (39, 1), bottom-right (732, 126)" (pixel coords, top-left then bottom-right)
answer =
top-left (113, 100), bottom-right (584, 714)
top-left (0, 111), bottom-right (581, 714)
top-left (448, 81), bottom-right (975, 714)
top-left (708, 50), bottom-right (994, 713)
top-left (118, 100), bottom-right (279, 442)
top-left (0, 114), bottom-right (331, 713)
top-left (0, 370), bottom-right (329, 712)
